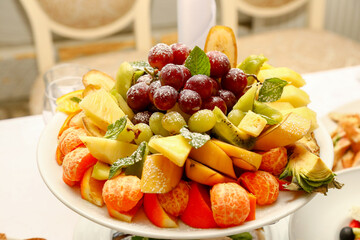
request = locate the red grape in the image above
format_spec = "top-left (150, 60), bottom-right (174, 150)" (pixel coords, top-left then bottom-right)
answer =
top-left (170, 43), bottom-right (191, 65)
top-left (159, 63), bottom-right (184, 91)
top-left (136, 74), bottom-right (152, 85)
top-left (148, 80), bottom-right (161, 103)
top-left (206, 51), bottom-right (231, 78)
top-left (179, 65), bottom-right (191, 82)
top-left (218, 89), bottom-right (237, 110)
top-left (126, 82), bottom-right (150, 112)
top-left (178, 89), bottom-right (202, 115)
top-left (148, 43), bottom-right (174, 70)
top-left (132, 111), bottom-right (152, 125)
top-left (210, 78), bottom-right (220, 96)
top-left (221, 68), bottom-right (247, 96)
top-left (153, 85), bottom-right (178, 110)
top-left (202, 96), bottom-right (227, 114)
top-left (184, 75), bottom-right (213, 100)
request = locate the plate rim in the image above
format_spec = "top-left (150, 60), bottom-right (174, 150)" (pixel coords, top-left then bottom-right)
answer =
top-left (288, 99), bottom-right (360, 240)
top-left (37, 112), bottom-right (333, 239)
top-left (288, 166), bottom-right (360, 240)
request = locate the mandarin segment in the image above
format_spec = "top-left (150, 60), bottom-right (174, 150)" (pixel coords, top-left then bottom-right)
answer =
top-left (239, 171), bottom-right (279, 205)
top-left (259, 147), bottom-right (288, 176)
top-left (62, 147), bottom-right (97, 183)
top-left (102, 175), bottom-right (143, 212)
top-left (158, 180), bottom-right (190, 217)
top-left (58, 127), bottom-right (87, 155)
top-left (210, 182), bottom-right (250, 227)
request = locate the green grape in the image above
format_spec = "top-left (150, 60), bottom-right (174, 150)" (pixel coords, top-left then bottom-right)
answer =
top-left (115, 61), bottom-right (135, 99)
top-left (149, 112), bottom-right (170, 136)
top-left (188, 109), bottom-right (216, 133)
top-left (161, 111), bottom-right (187, 134)
top-left (148, 135), bottom-right (163, 153)
top-left (133, 123), bottom-right (153, 145)
top-left (116, 122), bottom-right (135, 142)
top-left (227, 109), bottom-right (246, 126)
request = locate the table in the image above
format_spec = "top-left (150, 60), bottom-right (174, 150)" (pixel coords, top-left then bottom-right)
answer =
top-left (1, 65), bottom-right (359, 240)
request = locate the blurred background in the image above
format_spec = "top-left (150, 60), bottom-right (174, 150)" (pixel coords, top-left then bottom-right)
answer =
top-left (0, 0), bottom-right (359, 120)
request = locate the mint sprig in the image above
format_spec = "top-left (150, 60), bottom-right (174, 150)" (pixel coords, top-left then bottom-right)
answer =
top-left (70, 96), bottom-right (82, 103)
top-left (109, 141), bottom-right (148, 179)
top-left (258, 78), bottom-right (288, 102)
top-left (184, 46), bottom-right (210, 76)
top-left (180, 126), bottom-right (210, 149)
top-left (104, 116), bottom-right (127, 140)
top-left (130, 61), bottom-right (153, 72)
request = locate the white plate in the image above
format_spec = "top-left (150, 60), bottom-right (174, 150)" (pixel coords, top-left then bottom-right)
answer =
top-left (289, 167), bottom-right (360, 240)
top-left (320, 99), bottom-right (360, 135)
top-left (37, 113), bottom-right (333, 239)
top-left (289, 99), bottom-right (360, 240)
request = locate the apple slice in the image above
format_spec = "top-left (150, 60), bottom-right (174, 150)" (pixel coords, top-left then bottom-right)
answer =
top-left (144, 193), bottom-right (178, 228)
top-left (204, 25), bottom-right (238, 68)
top-left (107, 198), bottom-right (143, 223)
top-left (254, 113), bottom-right (311, 150)
top-left (185, 158), bottom-right (236, 186)
top-left (82, 117), bottom-right (105, 137)
top-left (80, 136), bottom-right (138, 164)
top-left (181, 182), bottom-right (218, 228)
top-left (80, 166), bottom-right (105, 207)
top-left (140, 154), bottom-right (183, 193)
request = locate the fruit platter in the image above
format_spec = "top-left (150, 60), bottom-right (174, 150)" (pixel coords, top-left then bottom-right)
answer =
top-left (37, 26), bottom-right (342, 238)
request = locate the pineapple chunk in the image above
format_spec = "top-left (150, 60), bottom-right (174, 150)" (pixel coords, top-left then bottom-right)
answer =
top-left (276, 85), bottom-right (310, 108)
top-left (265, 102), bottom-right (294, 111)
top-left (281, 106), bottom-right (318, 132)
top-left (148, 135), bottom-right (192, 167)
top-left (258, 67), bottom-right (306, 87)
top-left (238, 111), bottom-right (267, 137)
top-left (79, 89), bottom-right (125, 131)
top-left (80, 136), bottom-right (138, 164)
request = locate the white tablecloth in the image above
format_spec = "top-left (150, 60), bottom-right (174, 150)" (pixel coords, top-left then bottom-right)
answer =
top-left (0, 66), bottom-right (359, 240)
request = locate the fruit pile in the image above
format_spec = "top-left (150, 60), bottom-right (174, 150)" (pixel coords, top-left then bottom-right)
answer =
top-left (55, 26), bottom-right (341, 229)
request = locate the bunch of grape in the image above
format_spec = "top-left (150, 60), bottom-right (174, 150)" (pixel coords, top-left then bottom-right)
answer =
top-left (126, 42), bottom-right (248, 140)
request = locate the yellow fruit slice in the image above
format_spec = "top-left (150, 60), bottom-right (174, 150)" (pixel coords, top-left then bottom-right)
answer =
top-left (204, 25), bottom-right (238, 68)
top-left (56, 89), bottom-right (83, 114)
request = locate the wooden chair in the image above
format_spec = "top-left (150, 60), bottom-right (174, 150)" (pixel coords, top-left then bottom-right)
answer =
top-left (221, 0), bottom-right (325, 36)
top-left (20, 0), bottom-right (152, 114)
top-left (220, 0), bottom-right (360, 74)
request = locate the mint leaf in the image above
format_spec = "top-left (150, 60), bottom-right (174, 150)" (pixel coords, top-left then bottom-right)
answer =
top-left (109, 141), bottom-right (148, 179)
top-left (258, 78), bottom-right (288, 102)
top-left (104, 116), bottom-right (127, 140)
top-left (180, 126), bottom-right (210, 149)
top-left (229, 232), bottom-right (253, 240)
top-left (184, 46), bottom-right (210, 76)
top-left (130, 61), bottom-right (153, 72)
top-left (70, 97), bottom-right (81, 103)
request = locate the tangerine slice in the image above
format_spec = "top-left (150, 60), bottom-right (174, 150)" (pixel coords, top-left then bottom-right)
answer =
top-left (204, 25), bottom-right (238, 68)
top-left (103, 175), bottom-right (143, 212)
top-left (210, 182), bottom-right (250, 227)
top-left (56, 89), bottom-right (83, 114)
